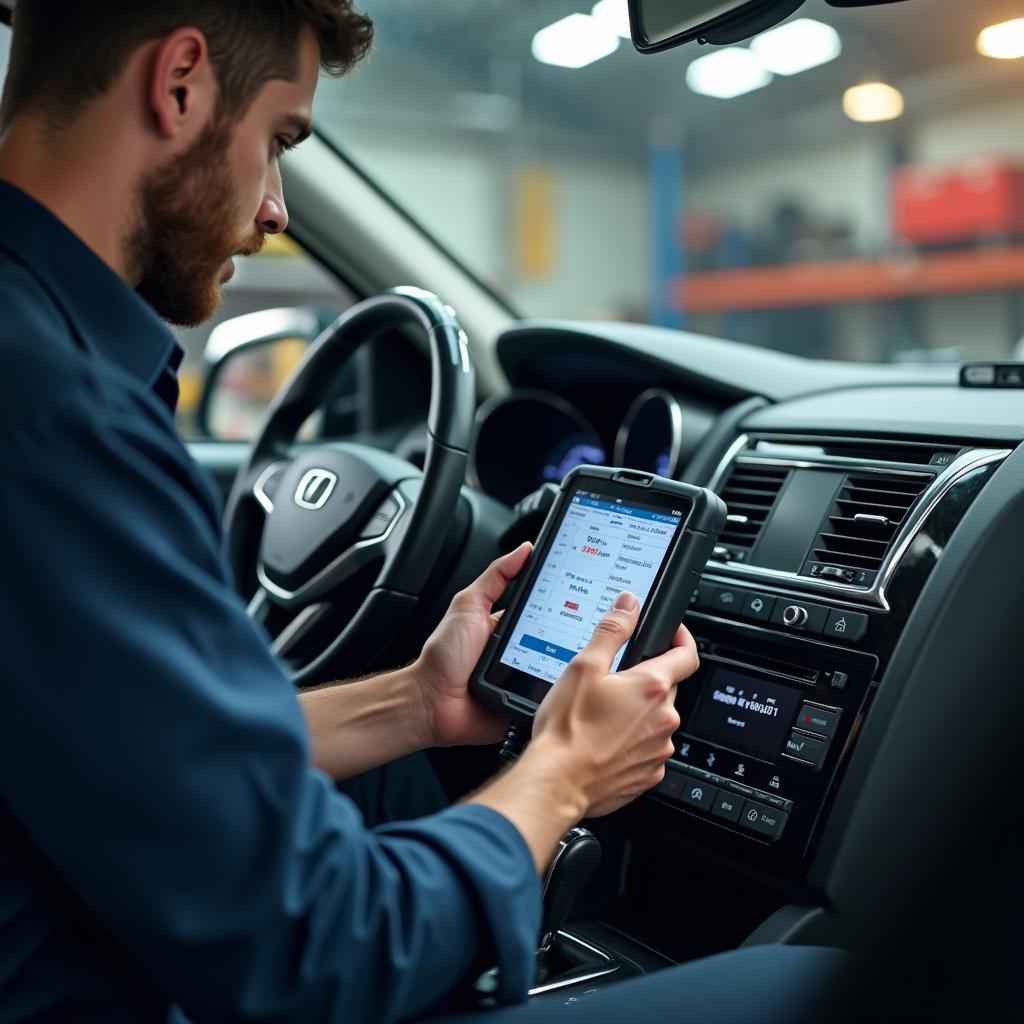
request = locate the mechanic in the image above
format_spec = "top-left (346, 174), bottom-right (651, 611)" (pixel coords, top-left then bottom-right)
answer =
top-left (0, 2), bottom-right (699, 1021)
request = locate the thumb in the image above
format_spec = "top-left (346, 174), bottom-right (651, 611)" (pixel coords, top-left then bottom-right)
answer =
top-left (581, 591), bottom-right (640, 670)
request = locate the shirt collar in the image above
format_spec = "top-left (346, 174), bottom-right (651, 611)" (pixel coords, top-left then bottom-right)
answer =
top-left (0, 181), bottom-right (182, 392)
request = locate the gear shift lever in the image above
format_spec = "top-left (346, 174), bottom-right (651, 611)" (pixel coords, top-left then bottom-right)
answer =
top-left (538, 827), bottom-right (602, 956)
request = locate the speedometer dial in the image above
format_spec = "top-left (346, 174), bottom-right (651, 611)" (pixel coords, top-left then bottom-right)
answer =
top-left (470, 390), bottom-right (606, 505)
top-left (614, 389), bottom-right (684, 478)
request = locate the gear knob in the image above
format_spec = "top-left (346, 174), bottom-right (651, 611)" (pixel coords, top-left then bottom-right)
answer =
top-left (538, 827), bottom-right (602, 955)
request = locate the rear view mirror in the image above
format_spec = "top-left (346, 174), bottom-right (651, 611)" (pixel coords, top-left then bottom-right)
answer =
top-left (628, 0), bottom-right (804, 51)
top-left (628, 0), bottom-right (908, 53)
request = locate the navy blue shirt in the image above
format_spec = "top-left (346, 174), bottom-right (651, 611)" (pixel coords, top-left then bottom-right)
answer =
top-left (0, 182), bottom-right (540, 1023)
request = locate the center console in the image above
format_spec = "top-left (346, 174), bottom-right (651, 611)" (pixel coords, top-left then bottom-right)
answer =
top-left (644, 434), bottom-right (1009, 875)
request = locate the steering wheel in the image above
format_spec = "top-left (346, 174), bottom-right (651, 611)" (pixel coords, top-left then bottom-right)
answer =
top-left (223, 287), bottom-right (475, 687)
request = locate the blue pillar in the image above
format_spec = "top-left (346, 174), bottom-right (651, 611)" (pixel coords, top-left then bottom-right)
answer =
top-left (649, 130), bottom-right (686, 330)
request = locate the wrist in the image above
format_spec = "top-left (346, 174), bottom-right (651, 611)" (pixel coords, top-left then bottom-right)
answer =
top-left (515, 737), bottom-right (589, 823)
top-left (397, 660), bottom-right (439, 752)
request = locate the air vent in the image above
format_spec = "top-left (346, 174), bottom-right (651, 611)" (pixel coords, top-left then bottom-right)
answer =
top-left (717, 464), bottom-right (791, 558)
top-left (809, 472), bottom-right (931, 573)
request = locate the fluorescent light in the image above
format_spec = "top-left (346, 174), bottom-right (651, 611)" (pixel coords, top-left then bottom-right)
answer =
top-left (843, 82), bottom-right (904, 123)
top-left (592, 0), bottom-right (632, 40)
top-left (686, 48), bottom-right (772, 99)
top-left (750, 18), bottom-right (841, 76)
top-left (977, 18), bottom-right (1024, 60)
top-left (532, 13), bottom-right (620, 69)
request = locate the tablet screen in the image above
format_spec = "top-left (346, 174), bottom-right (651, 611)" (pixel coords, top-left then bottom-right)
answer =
top-left (499, 489), bottom-right (683, 684)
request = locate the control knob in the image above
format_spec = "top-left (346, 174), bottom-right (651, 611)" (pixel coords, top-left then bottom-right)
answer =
top-left (782, 605), bottom-right (808, 627)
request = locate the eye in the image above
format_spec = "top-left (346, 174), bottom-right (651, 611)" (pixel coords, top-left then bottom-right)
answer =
top-left (273, 136), bottom-right (297, 159)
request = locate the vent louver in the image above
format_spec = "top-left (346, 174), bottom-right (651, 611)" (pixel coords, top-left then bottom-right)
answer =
top-left (717, 464), bottom-right (790, 556)
top-left (810, 472), bottom-right (931, 572)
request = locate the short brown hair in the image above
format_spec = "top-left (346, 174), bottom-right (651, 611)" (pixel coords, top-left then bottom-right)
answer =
top-left (1, 0), bottom-right (373, 130)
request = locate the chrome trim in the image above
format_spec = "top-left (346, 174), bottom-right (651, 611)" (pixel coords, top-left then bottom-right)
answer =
top-left (705, 435), bottom-right (1010, 611)
top-left (528, 931), bottom-right (619, 996)
top-left (271, 603), bottom-right (330, 657)
top-left (258, 490), bottom-right (408, 606)
top-left (246, 587), bottom-right (270, 621)
top-left (706, 433), bottom-right (748, 493)
top-left (736, 454), bottom-right (933, 478)
top-left (253, 461), bottom-right (288, 515)
top-left (613, 387), bottom-right (685, 477)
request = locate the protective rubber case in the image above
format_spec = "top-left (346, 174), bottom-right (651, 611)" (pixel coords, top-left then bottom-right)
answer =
top-left (470, 466), bottom-right (727, 725)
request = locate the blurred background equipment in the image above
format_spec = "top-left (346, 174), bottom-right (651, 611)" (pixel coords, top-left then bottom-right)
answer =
top-left (7, 1), bottom-right (1024, 436)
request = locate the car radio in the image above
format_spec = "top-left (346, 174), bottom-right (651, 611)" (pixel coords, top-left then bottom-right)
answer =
top-left (651, 609), bottom-right (877, 865)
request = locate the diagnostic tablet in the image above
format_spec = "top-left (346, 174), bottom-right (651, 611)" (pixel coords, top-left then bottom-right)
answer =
top-left (471, 466), bottom-right (726, 722)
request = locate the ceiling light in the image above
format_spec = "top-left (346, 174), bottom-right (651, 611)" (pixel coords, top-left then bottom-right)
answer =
top-left (591, 0), bottom-right (632, 40)
top-left (532, 14), bottom-right (620, 69)
top-left (686, 48), bottom-right (772, 99)
top-left (977, 18), bottom-right (1024, 60)
top-left (843, 82), bottom-right (904, 123)
top-left (750, 18), bottom-right (842, 76)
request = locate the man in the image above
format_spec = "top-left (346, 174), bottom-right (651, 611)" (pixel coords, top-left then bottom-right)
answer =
top-left (0, 3), bottom-right (698, 1021)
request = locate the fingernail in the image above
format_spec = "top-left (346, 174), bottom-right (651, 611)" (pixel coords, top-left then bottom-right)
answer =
top-left (613, 591), bottom-right (638, 611)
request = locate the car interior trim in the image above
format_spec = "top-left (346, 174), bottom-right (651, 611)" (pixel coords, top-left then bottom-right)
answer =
top-left (704, 436), bottom-right (1011, 610)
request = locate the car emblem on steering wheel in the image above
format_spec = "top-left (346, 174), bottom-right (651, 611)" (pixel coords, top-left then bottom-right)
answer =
top-left (294, 468), bottom-right (338, 511)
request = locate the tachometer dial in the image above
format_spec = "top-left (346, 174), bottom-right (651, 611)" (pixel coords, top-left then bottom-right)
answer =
top-left (614, 389), bottom-right (684, 478)
top-left (470, 390), bottom-right (606, 505)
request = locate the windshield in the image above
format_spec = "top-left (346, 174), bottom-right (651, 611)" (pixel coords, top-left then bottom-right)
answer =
top-left (315, 0), bottom-right (1024, 364)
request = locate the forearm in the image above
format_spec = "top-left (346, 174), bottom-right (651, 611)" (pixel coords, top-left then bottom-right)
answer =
top-left (300, 664), bottom-right (432, 780)
top-left (465, 741), bottom-right (586, 873)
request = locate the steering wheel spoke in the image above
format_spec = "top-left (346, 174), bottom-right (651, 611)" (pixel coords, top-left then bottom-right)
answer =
top-left (252, 459), bottom-right (292, 515)
top-left (256, 487), bottom-right (408, 610)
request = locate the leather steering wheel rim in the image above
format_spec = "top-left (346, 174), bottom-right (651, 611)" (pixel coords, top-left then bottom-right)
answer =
top-left (223, 286), bottom-right (476, 686)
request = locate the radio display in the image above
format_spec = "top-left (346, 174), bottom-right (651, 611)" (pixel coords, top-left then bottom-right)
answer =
top-left (688, 667), bottom-right (801, 761)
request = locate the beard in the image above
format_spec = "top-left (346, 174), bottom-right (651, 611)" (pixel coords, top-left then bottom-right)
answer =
top-left (129, 117), bottom-right (265, 328)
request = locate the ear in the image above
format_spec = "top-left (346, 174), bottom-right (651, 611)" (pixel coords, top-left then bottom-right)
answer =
top-left (147, 27), bottom-right (217, 140)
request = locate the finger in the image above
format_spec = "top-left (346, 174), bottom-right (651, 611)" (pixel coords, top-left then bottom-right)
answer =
top-left (637, 641), bottom-right (701, 689)
top-left (460, 542), bottom-right (532, 611)
top-left (489, 609), bottom-right (506, 629)
top-left (669, 623), bottom-right (698, 653)
top-left (581, 591), bottom-right (641, 670)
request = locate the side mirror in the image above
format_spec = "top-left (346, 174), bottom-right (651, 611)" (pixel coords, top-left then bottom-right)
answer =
top-left (628, 0), bottom-right (908, 53)
top-left (196, 307), bottom-right (328, 440)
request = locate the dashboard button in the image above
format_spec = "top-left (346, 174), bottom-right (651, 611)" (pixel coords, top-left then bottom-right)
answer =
top-left (694, 582), bottom-right (716, 609)
top-left (761, 767), bottom-right (793, 795)
top-left (770, 600), bottom-right (828, 634)
top-left (656, 770), bottom-right (685, 801)
top-left (824, 609), bottom-right (869, 643)
top-left (783, 731), bottom-right (830, 770)
top-left (712, 751), bottom-right (763, 787)
top-left (711, 791), bottom-right (744, 823)
top-left (711, 586), bottom-right (744, 614)
top-left (676, 738), bottom-right (714, 768)
top-left (828, 669), bottom-right (849, 691)
top-left (740, 800), bottom-right (789, 840)
top-left (679, 779), bottom-right (717, 812)
top-left (739, 591), bottom-right (776, 622)
top-left (796, 704), bottom-right (841, 739)
top-left (359, 496), bottom-right (402, 539)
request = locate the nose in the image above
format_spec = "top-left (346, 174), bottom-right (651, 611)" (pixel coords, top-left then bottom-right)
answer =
top-left (257, 164), bottom-right (289, 235)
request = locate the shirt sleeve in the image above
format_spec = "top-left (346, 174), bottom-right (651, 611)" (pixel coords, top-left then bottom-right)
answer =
top-left (0, 371), bottom-right (540, 1023)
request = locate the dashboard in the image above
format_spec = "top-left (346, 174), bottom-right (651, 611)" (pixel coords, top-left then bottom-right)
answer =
top-left (473, 319), bottom-right (1024, 915)
top-left (469, 368), bottom-right (716, 508)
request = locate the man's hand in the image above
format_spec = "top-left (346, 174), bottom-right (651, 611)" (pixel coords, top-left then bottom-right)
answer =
top-left (530, 591), bottom-right (697, 817)
top-left (413, 542), bottom-right (533, 748)
top-left (467, 592), bottom-right (699, 870)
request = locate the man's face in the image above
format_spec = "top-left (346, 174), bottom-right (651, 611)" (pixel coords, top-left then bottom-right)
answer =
top-left (132, 30), bottom-right (319, 327)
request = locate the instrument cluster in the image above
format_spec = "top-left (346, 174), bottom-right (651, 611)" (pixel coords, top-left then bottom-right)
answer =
top-left (470, 387), bottom-right (691, 506)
